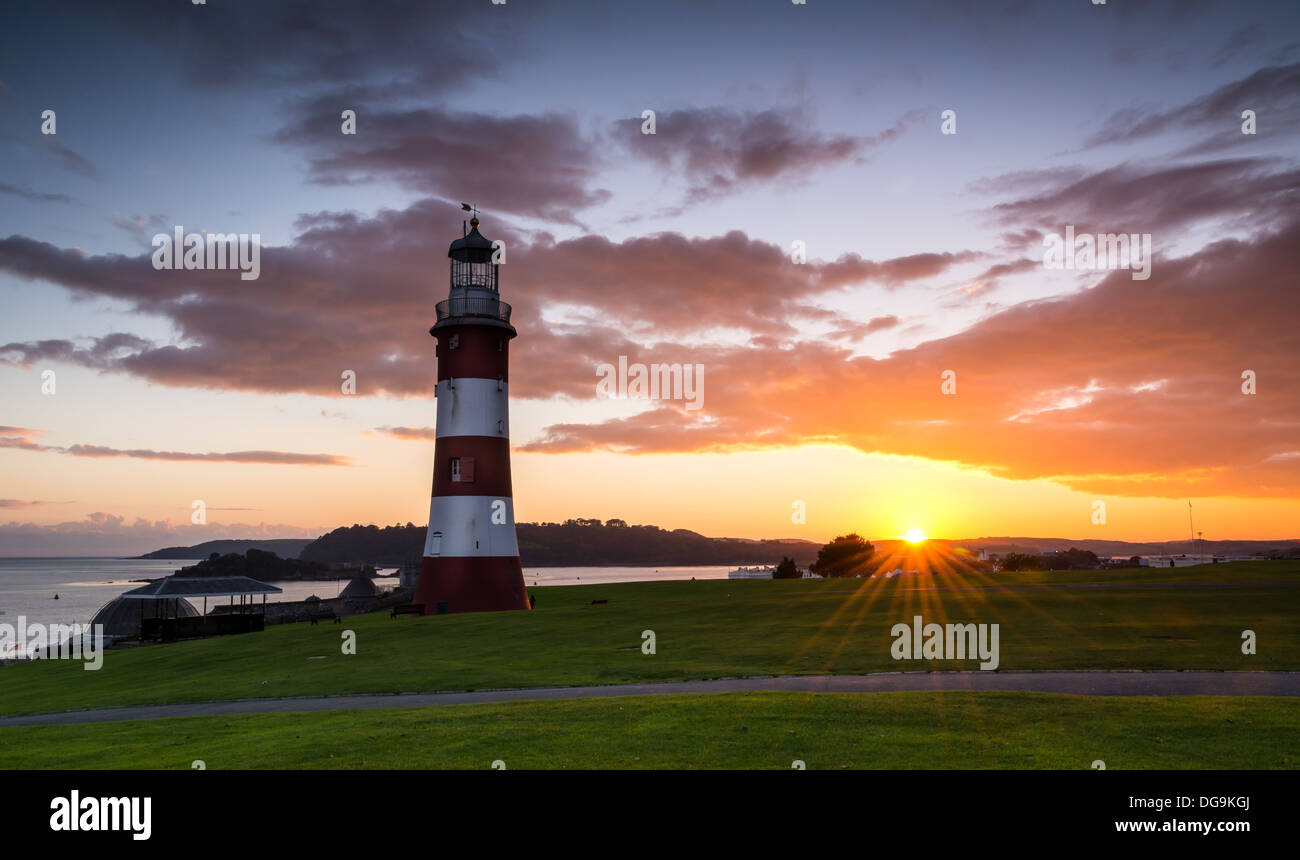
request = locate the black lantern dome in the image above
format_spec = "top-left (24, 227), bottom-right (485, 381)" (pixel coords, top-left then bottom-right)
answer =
top-left (433, 215), bottom-right (513, 333)
top-left (448, 216), bottom-right (498, 291)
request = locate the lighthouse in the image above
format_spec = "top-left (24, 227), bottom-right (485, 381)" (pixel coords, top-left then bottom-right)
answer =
top-left (413, 216), bottom-right (530, 614)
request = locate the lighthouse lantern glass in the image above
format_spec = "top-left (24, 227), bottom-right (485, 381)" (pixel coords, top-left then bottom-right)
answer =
top-left (451, 259), bottom-right (498, 292)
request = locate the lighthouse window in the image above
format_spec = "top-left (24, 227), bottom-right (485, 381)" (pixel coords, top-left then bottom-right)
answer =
top-left (449, 457), bottom-right (475, 482)
top-left (448, 334), bottom-right (459, 349)
top-left (497, 340), bottom-right (503, 352)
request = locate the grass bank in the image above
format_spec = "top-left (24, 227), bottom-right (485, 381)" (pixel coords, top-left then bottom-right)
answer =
top-left (1, 690), bottom-right (1295, 769)
top-left (1, 562), bottom-right (1296, 717)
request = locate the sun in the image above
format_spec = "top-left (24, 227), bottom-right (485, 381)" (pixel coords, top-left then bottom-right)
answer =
top-left (904, 528), bottom-right (927, 544)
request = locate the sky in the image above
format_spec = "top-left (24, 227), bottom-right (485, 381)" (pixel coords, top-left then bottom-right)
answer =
top-left (1, 0), bottom-right (1298, 555)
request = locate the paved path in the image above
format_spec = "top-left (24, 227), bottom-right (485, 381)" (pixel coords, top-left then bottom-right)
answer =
top-left (2, 671), bottom-right (1297, 727)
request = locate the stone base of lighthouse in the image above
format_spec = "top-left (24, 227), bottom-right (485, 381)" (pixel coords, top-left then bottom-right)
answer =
top-left (413, 555), bottom-right (530, 614)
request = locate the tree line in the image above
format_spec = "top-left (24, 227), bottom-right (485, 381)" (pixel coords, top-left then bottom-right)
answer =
top-left (297, 520), bottom-right (820, 567)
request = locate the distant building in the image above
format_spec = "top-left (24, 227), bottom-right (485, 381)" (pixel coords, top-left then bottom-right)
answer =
top-left (340, 575), bottom-right (378, 599)
top-left (1136, 555), bottom-right (1265, 567)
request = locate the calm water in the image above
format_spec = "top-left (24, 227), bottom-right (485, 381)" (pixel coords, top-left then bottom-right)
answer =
top-left (522, 565), bottom-right (732, 587)
top-left (0, 558), bottom-right (734, 628)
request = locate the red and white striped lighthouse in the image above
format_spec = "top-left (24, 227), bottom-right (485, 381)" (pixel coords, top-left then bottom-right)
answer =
top-left (412, 216), bottom-right (530, 614)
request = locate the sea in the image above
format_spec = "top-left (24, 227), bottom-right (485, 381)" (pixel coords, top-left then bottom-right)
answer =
top-left (0, 558), bottom-right (734, 629)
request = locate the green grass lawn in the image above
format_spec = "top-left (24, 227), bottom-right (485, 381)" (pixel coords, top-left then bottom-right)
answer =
top-left (1, 562), bottom-right (1297, 717)
top-left (1, 691), bottom-right (1296, 769)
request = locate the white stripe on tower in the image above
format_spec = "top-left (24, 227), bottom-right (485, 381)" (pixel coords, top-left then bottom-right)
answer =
top-left (422, 497), bottom-right (519, 557)
top-left (434, 378), bottom-right (509, 438)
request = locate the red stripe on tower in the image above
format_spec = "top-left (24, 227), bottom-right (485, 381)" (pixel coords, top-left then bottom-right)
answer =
top-left (412, 215), bottom-right (530, 614)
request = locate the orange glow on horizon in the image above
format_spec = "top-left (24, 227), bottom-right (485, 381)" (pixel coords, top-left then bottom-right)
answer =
top-left (5, 436), bottom-right (1300, 548)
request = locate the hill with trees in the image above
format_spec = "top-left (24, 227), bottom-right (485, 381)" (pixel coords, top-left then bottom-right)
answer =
top-left (138, 530), bottom-right (1300, 569)
top-left (296, 519), bottom-right (820, 567)
top-left (137, 539), bottom-right (315, 560)
top-left (165, 548), bottom-right (358, 582)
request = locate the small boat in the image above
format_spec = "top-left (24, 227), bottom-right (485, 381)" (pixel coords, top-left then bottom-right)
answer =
top-left (728, 566), bottom-right (775, 579)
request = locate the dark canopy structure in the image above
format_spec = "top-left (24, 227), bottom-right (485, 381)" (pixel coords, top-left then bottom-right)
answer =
top-left (119, 576), bottom-right (283, 641)
top-left (340, 575), bottom-right (378, 599)
top-left (120, 576), bottom-right (283, 600)
top-left (90, 595), bottom-right (198, 639)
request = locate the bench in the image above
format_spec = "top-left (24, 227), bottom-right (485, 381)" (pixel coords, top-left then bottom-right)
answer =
top-left (391, 603), bottom-right (426, 618)
top-left (590, 599), bottom-right (608, 605)
top-left (307, 609), bottom-right (339, 625)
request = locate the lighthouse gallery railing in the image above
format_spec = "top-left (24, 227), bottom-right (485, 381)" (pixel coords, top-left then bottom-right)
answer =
top-left (436, 297), bottom-right (513, 323)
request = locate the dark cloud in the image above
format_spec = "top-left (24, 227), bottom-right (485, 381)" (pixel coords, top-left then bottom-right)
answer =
top-left (520, 406), bottom-right (755, 456)
top-left (618, 107), bottom-right (919, 205)
top-left (373, 426), bottom-right (437, 441)
top-left (0, 333), bottom-right (155, 370)
top-left (38, 138), bottom-right (99, 178)
top-left (519, 213), bottom-right (1300, 500)
top-left (1, 148), bottom-right (1296, 499)
top-left (510, 232), bottom-right (977, 339)
top-left (0, 183), bottom-right (75, 204)
top-left (57, 445), bottom-right (351, 465)
top-left (275, 109), bottom-right (610, 223)
top-left (0, 426), bottom-right (351, 466)
top-left (274, 103), bottom-right (909, 222)
top-left (827, 315), bottom-right (902, 342)
top-left (54, 0), bottom-right (524, 93)
top-left (111, 213), bottom-right (170, 246)
top-left (969, 167), bottom-right (1089, 197)
top-left (1207, 25), bottom-right (1269, 68)
top-left (0, 135), bottom-right (101, 179)
top-left (1084, 62), bottom-right (1300, 154)
top-left (0, 200), bottom-right (975, 396)
top-left (997, 228), bottom-right (1045, 250)
top-left (989, 158), bottom-right (1300, 235)
top-left (971, 259), bottom-right (1038, 281)
top-left (0, 426), bottom-right (46, 451)
top-left (819, 250), bottom-right (983, 290)
top-left (947, 257), bottom-right (1040, 302)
